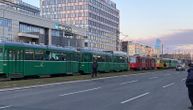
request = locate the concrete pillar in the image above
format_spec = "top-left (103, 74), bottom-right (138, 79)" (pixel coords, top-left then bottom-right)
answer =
top-left (48, 28), bottom-right (52, 45)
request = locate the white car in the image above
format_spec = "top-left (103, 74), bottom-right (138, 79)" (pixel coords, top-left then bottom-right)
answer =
top-left (176, 64), bottom-right (185, 71)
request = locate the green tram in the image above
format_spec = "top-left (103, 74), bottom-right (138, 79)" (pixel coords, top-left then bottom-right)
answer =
top-left (0, 42), bottom-right (79, 78)
top-left (79, 49), bottom-right (112, 74)
top-left (79, 49), bottom-right (128, 74)
top-left (111, 51), bottom-right (129, 72)
top-left (0, 42), bottom-right (129, 78)
top-left (161, 58), bottom-right (179, 69)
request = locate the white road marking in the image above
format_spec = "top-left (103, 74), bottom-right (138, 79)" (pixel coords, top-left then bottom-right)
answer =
top-left (0, 70), bottom-right (168, 92)
top-left (164, 74), bottom-right (171, 76)
top-left (149, 77), bottom-right (158, 80)
top-left (60, 87), bottom-right (101, 96)
top-left (120, 80), bottom-right (138, 85)
top-left (0, 71), bottom-right (157, 92)
top-left (162, 83), bottom-right (175, 88)
top-left (121, 92), bottom-right (150, 104)
top-left (182, 78), bottom-right (186, 81)
top-left (0, 105), bottom-right (12, 109)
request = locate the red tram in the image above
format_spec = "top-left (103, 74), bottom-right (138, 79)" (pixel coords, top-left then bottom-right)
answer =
top-left (129, 56), bottom-right (156, 70)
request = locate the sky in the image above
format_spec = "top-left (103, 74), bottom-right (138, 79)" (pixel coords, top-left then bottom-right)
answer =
top-left (23, 0), bottom-right (193, 50)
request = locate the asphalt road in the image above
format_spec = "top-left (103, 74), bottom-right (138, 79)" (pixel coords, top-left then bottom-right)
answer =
top-left (0, 69), bottom-right (190, 110)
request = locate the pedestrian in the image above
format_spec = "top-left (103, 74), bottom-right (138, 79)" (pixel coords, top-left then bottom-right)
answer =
top-left (186, 63), bottom-right (193, 109)
top-left (91, 59), bottom-right (98, 78)
top-left (164, 63), bottom-right (167, 68)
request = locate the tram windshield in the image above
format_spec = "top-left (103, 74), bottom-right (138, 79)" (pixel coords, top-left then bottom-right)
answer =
top-left (130, 57), bottom-right (136, 63)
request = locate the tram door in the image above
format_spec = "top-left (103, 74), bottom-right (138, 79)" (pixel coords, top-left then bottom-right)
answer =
top-left (15, 50), bottom-right (24, 75)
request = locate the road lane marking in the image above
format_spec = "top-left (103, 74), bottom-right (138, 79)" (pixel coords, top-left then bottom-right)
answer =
top-left (164, 74), bottom-right (171, 76)
top-left (0, 73), bottom-right (148, 92)
top-left (0, 105), bottom-right (12, 109)
top-left (149, 77), bottom-right (158, 80)
top-left (60, 87), bottom-right (101, 96)
top-left (120, 80), bottom-right (138, 85)
top-left (162, 83), bottom-right (175, 88)
top-left (121, 92), bottom-right (150, 104)
top-left (0, 70), bottom-right (169, 92)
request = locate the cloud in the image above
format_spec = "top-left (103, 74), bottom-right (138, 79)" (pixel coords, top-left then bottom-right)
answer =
top-left (161, 29), bottom-right (193, 52)
top-left (176, 44), bottom-right (193, 50)
top-left (134, 29), bottom-right (193, 52)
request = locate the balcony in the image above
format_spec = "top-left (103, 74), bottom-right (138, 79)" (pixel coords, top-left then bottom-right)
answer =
top-left (18, 32), bottom-right (39, 39)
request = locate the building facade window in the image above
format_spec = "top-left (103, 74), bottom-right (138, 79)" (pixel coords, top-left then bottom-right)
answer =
top-left (51, 29), bottom-right (61, 37)
top-left (0, 17), bottom-right (12, 32)
top-left (41, 0), bottom-right (119, 51)
top-left (19, 23), bottom-right (45, 35)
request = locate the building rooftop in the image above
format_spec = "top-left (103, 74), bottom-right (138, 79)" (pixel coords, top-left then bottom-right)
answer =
top-left (101, 0), bottom-right (117, 8)
top-left (0, 0), bottom-right (40, 15)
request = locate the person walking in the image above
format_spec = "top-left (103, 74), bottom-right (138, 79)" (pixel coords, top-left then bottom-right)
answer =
top-left (91, 60), bottom-right (98, 78)
top-left (186, 63), bottom-right (193, 109)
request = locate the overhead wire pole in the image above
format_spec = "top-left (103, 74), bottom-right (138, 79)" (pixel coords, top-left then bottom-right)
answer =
top-left (161, 44), bottom-right (164, 58)
top-left (119, 32), bottom-right (129, 52)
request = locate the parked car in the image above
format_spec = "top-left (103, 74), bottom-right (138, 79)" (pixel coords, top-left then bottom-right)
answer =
top-left (176, 64), bottom-right (186, 71)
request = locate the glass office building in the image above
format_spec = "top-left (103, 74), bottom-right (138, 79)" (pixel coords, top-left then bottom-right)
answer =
top-left (40, 0), bottom-right (120, 51)
top-left (0, 0), bottom-right (86, 48)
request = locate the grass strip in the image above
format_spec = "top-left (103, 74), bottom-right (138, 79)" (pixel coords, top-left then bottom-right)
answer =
top-left (0, 69), bottom-right (165, 89)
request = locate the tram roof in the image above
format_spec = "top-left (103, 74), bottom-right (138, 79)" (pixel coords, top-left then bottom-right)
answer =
top-left (0, 41), bottom-right (77, 52)
top-left (105, 51), bottom-right (128, 57)
top-left (47, 45), bottom-right (77, 52)
top-left (113, 51), bottom-right (127, 56)
top-left (79, 48), bottom-right (112, 56)
top-left (0, 41), bottom-right (47, 49)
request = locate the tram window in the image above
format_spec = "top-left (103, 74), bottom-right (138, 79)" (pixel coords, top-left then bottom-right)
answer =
top-left (25, 50), bottom-right (34, 60)
top-left (99, 56), bottom-right (105, 62)
top-left (106, 56), bottom-right (112, 62)
top-left (116, 56), bottom-right (121, 63)
top-left (53, 52), bottom-right (67, 61)
top-left (130, 57), bottom-right (136, 63)
top-left (7, 50), bottom-right (14, 60)
top-left (49, 52), bottom-right (59, 61)
top-left (113, 56), bottom-right (117, 62)
top-left (123, 57), bottom-right (127, 63)
top-left (72, 53), bottom-right (79, 61)
top-left (67, 53), bottom-right (72, 61)
top-left (83, 54), bottom-right (92, 62)
top-left (3, 49), bottom-right (7, 60)
top-left (62, 53), bottom-right (68, 61)
top-left (57, 54), bottom-right (63, 61)
top-left (35, 50), bottom-right (44, 60)
top-left (15, 50), bottom-right (21, 60)
top-left (20, 50), bottom-right (24, 60)
top-left (137, 58), bottom-right (141, 63)
top-left (6, 50), bottom-right (11, 60)
top-left (45, 51), bottom-right (50, 60)
top-left (75, 53), bottom-right (80, 61)
top-left (119, 57), bottom-right (123, 63)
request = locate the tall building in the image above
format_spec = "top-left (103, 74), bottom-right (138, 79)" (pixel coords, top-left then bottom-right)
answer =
top-left (40, 0), bottom-right (120, 51)
top-left (0, 0), bottom-right (85, 48)
top-left (155, 39), bottom-right (162, 57)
